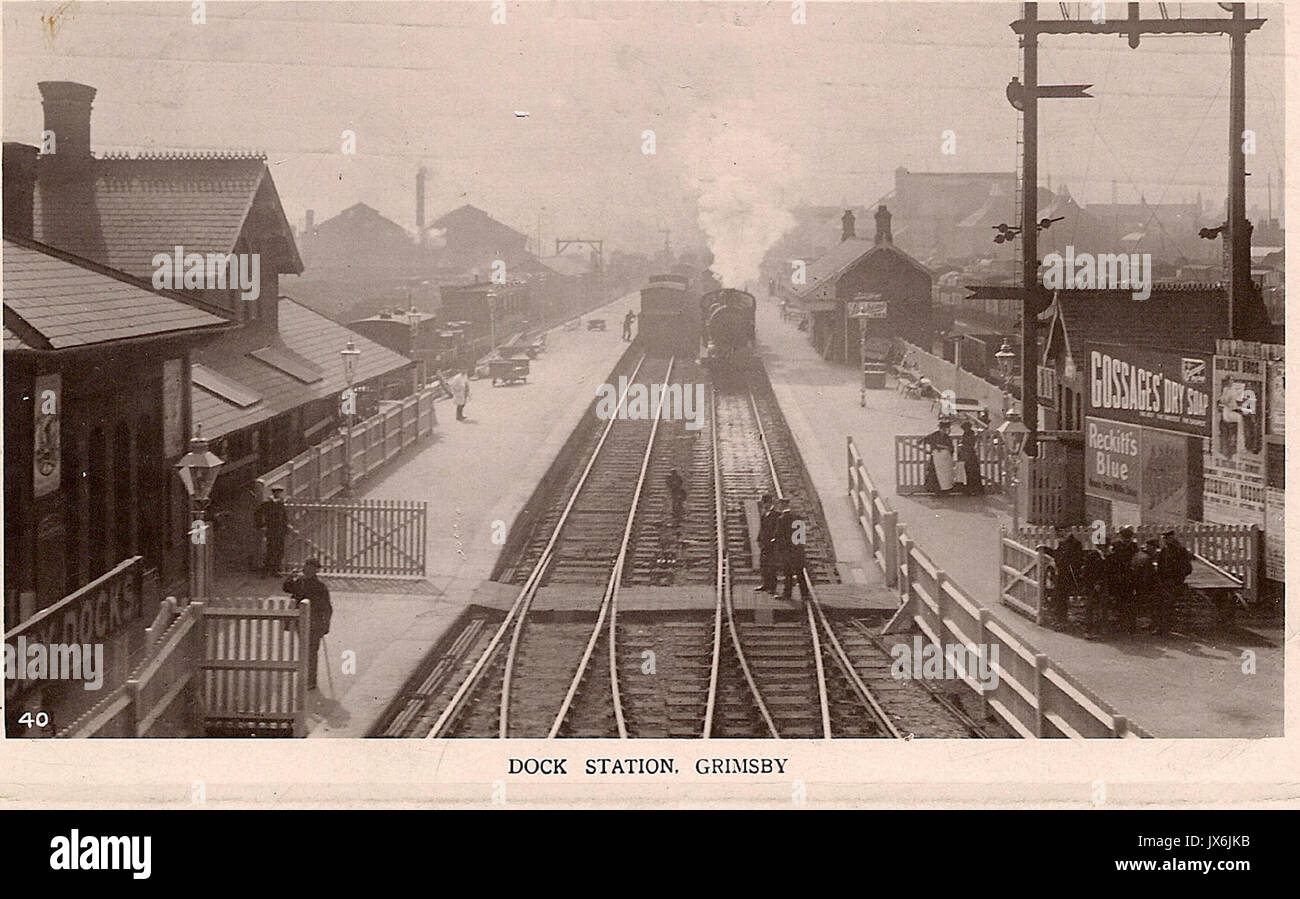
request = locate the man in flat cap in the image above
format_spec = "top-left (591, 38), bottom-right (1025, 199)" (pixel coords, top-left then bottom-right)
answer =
top-left (284, 558), bottom-right (333, 691)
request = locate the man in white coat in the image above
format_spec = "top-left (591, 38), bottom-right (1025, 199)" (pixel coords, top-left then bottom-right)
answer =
top-left (450, 369), bottom-right (470, 421)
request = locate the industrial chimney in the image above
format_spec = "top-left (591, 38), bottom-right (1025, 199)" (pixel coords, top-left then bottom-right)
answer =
top-left (874, 204), bottom-right (893, 246)
top-left (416, 166), bottom-right (428, 244)
top-left (841, 209), bottom-right (856, 242)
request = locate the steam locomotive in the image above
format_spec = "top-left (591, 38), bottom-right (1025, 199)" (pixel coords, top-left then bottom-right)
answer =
top-left (699, 288), bottom-right (756, 363)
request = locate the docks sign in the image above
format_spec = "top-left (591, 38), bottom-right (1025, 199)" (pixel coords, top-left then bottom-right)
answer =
top-left (1085, 343), bottom-right (1210, 437)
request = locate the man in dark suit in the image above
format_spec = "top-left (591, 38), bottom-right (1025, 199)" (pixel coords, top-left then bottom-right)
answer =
top-left (755, 493), bottom-right (780, 593)
top-left (254, 486), bottom-right (288, 577)
top-left (776, 499), bottom-right (807, 603)
top-left (283, 558), bottom-right (333, 692)
top-left (1153, 530), bottom-right (1193, 636)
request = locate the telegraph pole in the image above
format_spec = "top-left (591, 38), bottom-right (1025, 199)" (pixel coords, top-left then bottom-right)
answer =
top-left (1020, 1), bottom-right (1040, 457)
top-left (1226, 2), bottom-right (1250, 339)
top-left (999, 1), bottom-right (1266, 455)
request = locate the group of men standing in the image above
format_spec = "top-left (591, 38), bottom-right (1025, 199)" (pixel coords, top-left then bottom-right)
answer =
top-left (756, 493), bottom-right (808, 602)
top-left (1046, 526), bottom-right (1193, 640)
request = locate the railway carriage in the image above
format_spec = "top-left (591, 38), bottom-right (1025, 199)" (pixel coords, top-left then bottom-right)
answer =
top-left (638, 274), bottom-right (700, 357)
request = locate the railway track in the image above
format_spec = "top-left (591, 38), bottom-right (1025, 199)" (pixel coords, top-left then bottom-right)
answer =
top-left (381, 353), bottom-right (989, 740)
top-left (707, 366), bottom-right (900, 739)
top-left (424, 354), bottom-right (676, 738)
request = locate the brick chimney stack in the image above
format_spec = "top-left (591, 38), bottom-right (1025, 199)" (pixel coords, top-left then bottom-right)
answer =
top-left (841, 209), bottom-right (856, 242)
top-left (874, 204), bottom-right (893, 246)
top-left (37, 81), bottom-right (96, 175)
top-left (416, 167), bottom-right (428, 244)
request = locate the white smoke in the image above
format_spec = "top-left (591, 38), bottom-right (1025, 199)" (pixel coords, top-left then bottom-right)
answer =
top-left (682, 110), bottom-right (802, 288)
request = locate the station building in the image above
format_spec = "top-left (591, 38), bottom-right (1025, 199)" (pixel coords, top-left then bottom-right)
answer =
top-left (3, 81), bottom-right (417, 605)
top-left (788, 206), bottom-right (934, 364)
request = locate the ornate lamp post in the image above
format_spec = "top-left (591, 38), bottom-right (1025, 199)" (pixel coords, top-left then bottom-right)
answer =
top-left (996, 410), bottom-right (1029, 535)
top-left (175, 425), bottom-right (225, 600)
top-left (340, 339), bottom-right (362, 497)
top-left (995, 338), bottom-right (1016, 415)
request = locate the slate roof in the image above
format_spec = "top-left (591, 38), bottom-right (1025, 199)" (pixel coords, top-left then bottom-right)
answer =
top-left (32, 154), bottom-right (303, 280)
top-left (794, 238), bottom-right (932, 300)
top-left (2, 237), bottom-right (229, 351)
top-left (1039, 284), bottom-right (1274, 360)
top-left (190, 297), bottom-right (414, 438)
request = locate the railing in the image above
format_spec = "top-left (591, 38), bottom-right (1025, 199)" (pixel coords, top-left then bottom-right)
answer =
top-left (256, 385), bottom-right (438, 503)
top-left (848, 437), bottom-right (899, 586)
top-left (847, 437), bottom-right (1147, 738)
top-left (57, 596), bottom-right (312, 738)
top-left (58, 600), bottom-right (205, 738)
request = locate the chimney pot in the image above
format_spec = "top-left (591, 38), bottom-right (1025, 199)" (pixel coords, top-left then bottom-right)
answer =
top-left (841, 209), bottom-right (856, 242)
top-left (874, 204), bottom-right (893, 246)
top-left (37, 81), bottom-right (96, 168)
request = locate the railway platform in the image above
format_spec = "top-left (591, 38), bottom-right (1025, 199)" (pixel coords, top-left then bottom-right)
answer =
top-left (755, 295), bottom-right (1283, 738)
top-left (212, 292), bottom-right (641, 737)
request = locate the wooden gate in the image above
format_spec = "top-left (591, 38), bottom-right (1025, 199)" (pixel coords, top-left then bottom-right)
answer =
top-left (1024, 431), bottom-right (1085, 526)
top-left (200, 597), bottom-right (309, 737)
top-left (895, 435), bottom-right (1003, 495)
top-left (284, 499), bottom-right (427, 578)
top-left (1000, 535), bottom-right (1047, 624)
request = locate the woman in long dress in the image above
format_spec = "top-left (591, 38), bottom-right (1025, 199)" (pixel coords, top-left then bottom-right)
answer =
top-left (921, 423), bottom-right (955, 494)
top-left (959, 421), bottom-right (983, 495)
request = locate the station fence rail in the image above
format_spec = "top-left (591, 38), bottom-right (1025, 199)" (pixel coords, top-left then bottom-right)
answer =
top-left (848, 436), bottom-right (1148, 738)
top-left (256, 386), bottom-right (438, 503)
top-left (58, 596), bottom-right (313, 738)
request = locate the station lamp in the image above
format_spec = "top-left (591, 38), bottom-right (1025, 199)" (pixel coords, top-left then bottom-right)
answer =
top-left (996, 409), bottom-right (1030, 458)
top-left (341, 339), bottom-right (361, 387)
top-left (175, 425), bottom-right (225, 504)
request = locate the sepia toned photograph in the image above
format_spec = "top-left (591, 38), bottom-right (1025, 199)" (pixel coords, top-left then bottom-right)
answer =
top-left (1, 0), bottom-right (1286, 765)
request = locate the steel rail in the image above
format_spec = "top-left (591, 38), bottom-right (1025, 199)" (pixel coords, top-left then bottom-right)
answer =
top-left (549, 358), bottom-right (677, 738)
top-left (746, 393), bottom-right (832, 738)
top-left (424, 354), bottom-right (651, 739)
top-left (746, 391), bottom-right (905, 740)
top-left (706, 386), bottom-right (780, 739)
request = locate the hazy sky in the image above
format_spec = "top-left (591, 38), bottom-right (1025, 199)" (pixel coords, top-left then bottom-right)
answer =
top-left (3, 1), bottom-right (1287, 257)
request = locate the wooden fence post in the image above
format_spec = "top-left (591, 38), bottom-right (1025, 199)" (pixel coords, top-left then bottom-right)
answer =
top-left (1035, 547), bottom-right (1050, 626)
top-left (933, 569), bottom-right (948, 646)
top-left (976, 608), bottom-right (991, 719)
top-left (882, 510), bottom-right (898, 587)
top-left (1033, 652), bottom-right (1048, 738)
top-left (296, 601), bottom-right (311, 737)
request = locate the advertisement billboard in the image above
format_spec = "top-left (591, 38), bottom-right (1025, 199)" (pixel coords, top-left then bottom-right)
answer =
top-left (1139, 427), bottom-right (1191, 526)
top-left (1211, 354), bottom-right (1266, 469)
top-left (1086, 343), bottom-right (1211, 436)
top-left (1085, 417), bottom-right (1141, 504)
top-left (33, 373), bottom-right (61, 498)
